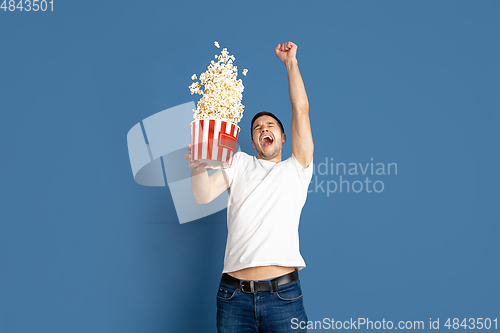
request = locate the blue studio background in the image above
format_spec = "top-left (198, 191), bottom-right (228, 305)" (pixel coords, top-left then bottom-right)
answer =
top-left (1, 1), bottom-right (499, 332)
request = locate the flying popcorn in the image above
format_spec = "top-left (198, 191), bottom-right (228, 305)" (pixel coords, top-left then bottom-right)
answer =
top-left (189, 42), bottom-right (248, 125)
top-left (214, 41), bottom-right (220, 48)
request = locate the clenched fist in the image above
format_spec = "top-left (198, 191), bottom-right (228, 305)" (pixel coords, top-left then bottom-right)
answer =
top-left (275, 41), bottom-right (298, 65)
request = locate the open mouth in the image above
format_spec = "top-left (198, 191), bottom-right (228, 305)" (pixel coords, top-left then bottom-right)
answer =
top-left (261, 135), bottom-right (274, 148)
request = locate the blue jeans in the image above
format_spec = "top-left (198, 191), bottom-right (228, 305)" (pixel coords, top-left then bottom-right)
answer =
top-left (216, 274), bottom-right (308, 332)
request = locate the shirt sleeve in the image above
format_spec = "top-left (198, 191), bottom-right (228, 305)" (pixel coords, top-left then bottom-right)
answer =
top-left (222, 151), bottom-right (242, 188)
top-left (291, 153), bottom-right (314, 184)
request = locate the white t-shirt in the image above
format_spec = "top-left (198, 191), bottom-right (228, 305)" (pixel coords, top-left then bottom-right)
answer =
top-left (221, 151), bottom-right (314, 274)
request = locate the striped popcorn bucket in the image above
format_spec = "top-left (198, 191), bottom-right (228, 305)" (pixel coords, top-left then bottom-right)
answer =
top-left (189, 118), bottom-right (240, 169)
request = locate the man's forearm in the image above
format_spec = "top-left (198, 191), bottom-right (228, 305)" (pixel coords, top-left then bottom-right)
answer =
top-left (285, 59), bottom-right (309, 114)
top-left (191, 167), bottom-right (210, 204)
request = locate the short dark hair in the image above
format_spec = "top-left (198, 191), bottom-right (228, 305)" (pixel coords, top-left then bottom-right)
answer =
top-left (250, 111), bottom-right (285, 141)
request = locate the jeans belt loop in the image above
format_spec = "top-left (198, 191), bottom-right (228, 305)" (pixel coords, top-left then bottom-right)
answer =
top-left (271, 279), bottom-right (278, 293)
top-left (249, 280), bottom-right (254, 293)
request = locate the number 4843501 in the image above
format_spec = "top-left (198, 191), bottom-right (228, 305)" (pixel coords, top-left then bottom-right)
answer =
top-left (1, 0), bottom-right (54, 11)
top-left (444, 318), bottom-right (498, 330)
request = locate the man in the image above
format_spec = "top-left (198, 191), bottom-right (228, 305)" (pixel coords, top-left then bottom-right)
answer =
top-left (185, 41), bottom-right (314, 332)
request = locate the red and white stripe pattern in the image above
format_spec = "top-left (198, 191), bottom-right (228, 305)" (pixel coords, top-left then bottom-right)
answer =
top-left (190, 119), bottom-right (240, 166)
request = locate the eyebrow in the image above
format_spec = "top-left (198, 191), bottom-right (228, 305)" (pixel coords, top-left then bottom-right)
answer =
top-left (253, 121), bottom-right (276, 130)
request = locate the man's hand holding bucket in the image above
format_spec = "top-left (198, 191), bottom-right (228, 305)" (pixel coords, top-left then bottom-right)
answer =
top-left (185, 144), bottom-right (208, 171)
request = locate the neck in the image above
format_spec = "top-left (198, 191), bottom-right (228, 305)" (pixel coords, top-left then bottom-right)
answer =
top-left (257, 151), bottom-right (282, 163)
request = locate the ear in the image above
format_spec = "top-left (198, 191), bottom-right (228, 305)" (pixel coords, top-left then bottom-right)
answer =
top-left (282, 133), bottom-right (286, 144)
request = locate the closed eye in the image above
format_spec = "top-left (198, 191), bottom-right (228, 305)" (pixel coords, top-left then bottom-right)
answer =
top-left (254, 122), bottom-right (275, 131)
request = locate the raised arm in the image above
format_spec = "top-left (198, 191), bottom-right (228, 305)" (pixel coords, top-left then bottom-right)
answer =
top-left (275, 41), bottom-right (314, 168)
